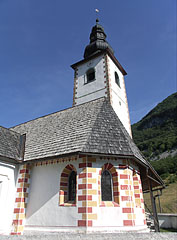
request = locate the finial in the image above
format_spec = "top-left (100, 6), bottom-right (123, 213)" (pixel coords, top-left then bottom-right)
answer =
top-left (95, 9), bottom-right (99, 23)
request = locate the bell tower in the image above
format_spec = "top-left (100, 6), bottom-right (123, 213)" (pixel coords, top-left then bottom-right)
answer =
top-left (71, 19), bottom-right (132, 137)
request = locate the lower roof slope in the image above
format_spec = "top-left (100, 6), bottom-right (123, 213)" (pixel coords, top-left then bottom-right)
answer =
top-left (0, 126), bottom-right (25, 161)
top-left (10, 97), bottom-right (146, 165)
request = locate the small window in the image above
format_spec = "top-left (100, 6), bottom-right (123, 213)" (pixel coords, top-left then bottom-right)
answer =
top-left (68, 171), bottom-right (76, 202)
top-left (101, 170), bottom-right (113, 201)
top-left (115, 71), bottom-right (120, 88)
top-left (86, 68), bottom-right (95, 83)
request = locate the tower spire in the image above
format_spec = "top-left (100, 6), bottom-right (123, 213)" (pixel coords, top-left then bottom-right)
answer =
top-left (84, 19), bottom-right (114, 59)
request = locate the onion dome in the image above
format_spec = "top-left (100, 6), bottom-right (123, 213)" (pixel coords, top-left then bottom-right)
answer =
top-left (84, 19), bottom-right (114, 59)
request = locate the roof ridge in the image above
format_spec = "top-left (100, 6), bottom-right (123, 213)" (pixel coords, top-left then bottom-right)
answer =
top-left (10, 97), bottom-right (106, 130)
top-left (80, 98), bottom-right (106, 153)
top-left (0, 125), bottom-right (22, 136)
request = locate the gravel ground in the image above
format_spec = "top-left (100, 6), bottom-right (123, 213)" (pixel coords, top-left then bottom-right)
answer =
top-left (1, 232), bottom-right (177, 240)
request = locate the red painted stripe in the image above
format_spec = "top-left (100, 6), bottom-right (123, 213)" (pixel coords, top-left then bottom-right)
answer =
top-left (121, 196), bottom-right (132, 201)
top-left (79, 163), bottom-right (92, 168)
top-left (14, 208), bottom-right (24, 213)
top-left (100, 201), bottom-right (106, 207)
top-left (122, 208), bottom-right (134, 213)
top-left (133, 177), bottom-right (138, 181)
top-left (88, 220), bottom-right (92, 227)
top-left (120, 185), bottom-right (129, 190)
top-left (88, 195), bottom-right (92, 200)
top-left (78, 184), bottom-right (86, 190)
top-left (88, 184), bottom-right (92, 189)
top-left (78, 195), bottom-right (86, 201)
top-left (119, 165), bottom-right (127, 169)
top-left (112, 172), bottom-right (118, 177)
top-left (18, 178), bottom-right (28, 183)
top-left (107, 163), bottom-right (113, 170)
top-left (135, 194), bottom-right (140, 198)
top-left (120, 174), bottom-right (128, 179)
top-left (11, 233), bottom-right (22, 235)
top-left (66, 165), bottom-right (73, 171)
top-left (123, 220), bottom-right (133, 226)
top-left (13, 220), bottom-right (23, 225)
top-left (78, 220), bottom-right (86, 227)
top-left (15, 198), bottom-right (25, 203)
top-left (78, 184), bottom-right (92, 190)
top-left (134, 186), bottom-right (139, 189)
top-left (113, 182), bottom-right (118, 186)
top-left (60, 182), bottom-right (68, 186)
top-left (78, 173), bottom-right (87, 178)
top-left (78, 207), bottom-right (86, 213)
top-left (20, 169), bottom-right (29, 174)
top-left (78, 207), bottom-right (92, 213)
top-left (61, 173), bottom-right (68, 177)
top-left (113, 192), bottom-right (119, 196)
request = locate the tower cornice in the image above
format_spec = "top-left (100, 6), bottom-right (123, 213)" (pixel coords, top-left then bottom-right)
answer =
top-left (71, 48), bottom-right (127, 76)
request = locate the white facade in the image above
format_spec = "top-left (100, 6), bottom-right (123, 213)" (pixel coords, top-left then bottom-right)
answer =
top-left (0, 161), bottom-right (18, 234)
top-left (74, 54), bottom-right (106, 105)
top-left (107, 55), bottom-right (132, 136)
top-left (23, 156), bottom-right (147, 233)
top-left (25, 161), bottom-right (79, 229)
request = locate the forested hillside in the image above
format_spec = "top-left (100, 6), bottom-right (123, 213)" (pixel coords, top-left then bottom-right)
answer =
top-left (132, 92), bottom-right (177, 160)
top-left (132, 92), bottom-right (177, 185)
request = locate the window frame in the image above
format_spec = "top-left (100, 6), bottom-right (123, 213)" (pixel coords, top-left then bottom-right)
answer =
top-left (85, 68), bottom-right (96, 84)
top-left (68, 170), bottom-right (76, 202)
top-left (115, 71), bottom-right (121, 88)
top-left (101, 169), bottom-right (113, 201)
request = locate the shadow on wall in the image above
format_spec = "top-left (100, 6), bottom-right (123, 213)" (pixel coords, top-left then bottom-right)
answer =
top-left (26, 163), bottom-right (68, 219)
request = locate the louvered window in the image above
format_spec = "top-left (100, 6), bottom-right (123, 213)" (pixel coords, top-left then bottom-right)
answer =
top-left (86, 68), bottom-right (95, 83)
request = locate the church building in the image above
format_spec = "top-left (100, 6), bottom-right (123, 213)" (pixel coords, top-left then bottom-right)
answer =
top-left (0, 19), bottom-right (164, 235)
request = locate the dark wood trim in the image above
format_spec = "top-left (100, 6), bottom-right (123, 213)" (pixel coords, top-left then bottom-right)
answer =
top-left (148, 177), bottom-right (160, 232)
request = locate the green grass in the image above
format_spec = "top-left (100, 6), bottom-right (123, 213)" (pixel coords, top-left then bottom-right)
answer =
top-left (160, 228), bottom-right (177, 232)
top-left (144, 181), bottom-right (177, 213)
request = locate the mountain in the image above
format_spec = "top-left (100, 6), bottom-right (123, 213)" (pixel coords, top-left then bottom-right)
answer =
top-left (132, 92), bottom-right (177, 161)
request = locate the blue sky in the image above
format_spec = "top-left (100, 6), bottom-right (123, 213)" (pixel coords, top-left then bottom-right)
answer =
top-left (0, 0), bottom-right (176, 128)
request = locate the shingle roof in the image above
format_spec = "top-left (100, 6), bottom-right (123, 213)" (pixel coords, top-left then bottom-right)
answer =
top-left (10, 98), bottom-right (147, 165)
top-left (0, 126), bottom-right (25, 161)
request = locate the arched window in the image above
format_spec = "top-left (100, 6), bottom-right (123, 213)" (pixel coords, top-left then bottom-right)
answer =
top-left (86, 68), bottom-right (95, 83)
top-left (68, 171), bottom-right (76, 202)
top-left (59, 164), bottom-right (77, 205)
top-left (101, 170), bottom-right (113, 201)
top-left (115, 71), bottom-right (120, 88)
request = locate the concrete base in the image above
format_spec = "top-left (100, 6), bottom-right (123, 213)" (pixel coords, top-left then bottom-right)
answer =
top-left (24, 225), bottom-right (149, 234)
top-left (158, 214), bottom-right (177, 229)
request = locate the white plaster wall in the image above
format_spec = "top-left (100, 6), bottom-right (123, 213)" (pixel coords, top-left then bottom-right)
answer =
top-left (26, 157), bottom-right (145, 230)
top-left (91, 158), bottom-right (145, 227)
top-left (26, 161), bottom-right (79, 227)
top-left (97, 208), bottom-right (124, 227)
top-left (0, 161), bottom-right (18, 234)
top-left (75, 54), bottom-right (106, 105)
top-left (107, 55), bottom-right (131, 136)
top-left (92, 158), bottom-right (125, 227)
